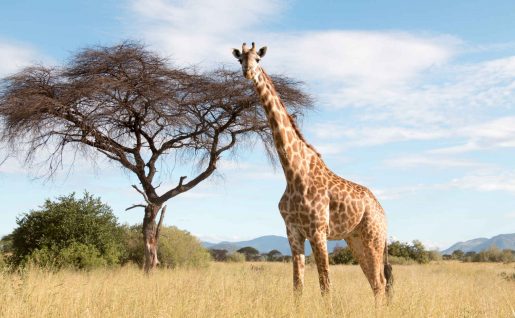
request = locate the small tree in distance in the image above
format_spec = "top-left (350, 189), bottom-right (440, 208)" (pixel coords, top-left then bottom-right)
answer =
top-left (0, 42), bottom-right (312, 272)
top-left (266, 249), bottom-right (282, 261)
top-left (237, 246), bottom-right (260, 261)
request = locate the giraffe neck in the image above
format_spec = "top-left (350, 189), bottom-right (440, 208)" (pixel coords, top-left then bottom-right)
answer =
top-left (252, 68), bottom-right (318, 174)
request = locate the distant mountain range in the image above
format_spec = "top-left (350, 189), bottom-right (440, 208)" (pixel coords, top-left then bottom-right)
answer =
top-left (441, 233), bottom-right (515, 254)
top-left (202, 233), bottom-right (515, 256)
top-left (202, 235), bottom-right (346, 256)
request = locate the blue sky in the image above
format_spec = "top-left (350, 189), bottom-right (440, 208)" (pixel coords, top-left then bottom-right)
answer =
top-left (1, 0), bottom-right (515, 249)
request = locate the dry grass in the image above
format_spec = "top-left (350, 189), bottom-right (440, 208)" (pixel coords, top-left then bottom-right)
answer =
top-left (1, 262), bottom-right (514, 317)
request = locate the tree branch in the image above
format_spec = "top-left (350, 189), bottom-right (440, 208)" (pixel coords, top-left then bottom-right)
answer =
top-left (131, 184), bottom-right (151, 204)
top-left (155, 205), bottom-right (167, 240)
top-left (125, 204), bottom-right (146, 211)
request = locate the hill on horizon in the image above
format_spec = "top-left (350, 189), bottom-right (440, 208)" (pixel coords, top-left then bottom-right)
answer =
top-left (442, 233), bottom-right (515, 254)
top-left (202, 235), bottom-right (347, 256)
top-left (203, 233), bottom-right (515, 256)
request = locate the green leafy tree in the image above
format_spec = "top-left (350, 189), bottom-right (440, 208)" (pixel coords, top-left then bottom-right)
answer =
top-left (330, 247), bottom-right (357, 265)
top-left (451, 249), bottom-right (464, 260)
top-left (237, 246), bottom-right (260, 261)
top-left (9, 192), bottom-right (125, 268)
top-left (266, 249), bottom-right (282, 262)
top-left (209, 249), bottom-right (229, 262)
top-left (387, 240), bottom-right (431, 264)
top-left (388, 241), bottom-right (411, 259)
top-left (409, 240), bottom-right (430, 264)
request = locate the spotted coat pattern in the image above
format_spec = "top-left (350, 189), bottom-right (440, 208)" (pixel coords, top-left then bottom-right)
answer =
top-left (233, 43), bottom-right (391, 303)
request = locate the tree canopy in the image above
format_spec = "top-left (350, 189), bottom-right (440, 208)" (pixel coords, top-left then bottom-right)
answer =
top-left (0, 42), bottom-right (311, 204)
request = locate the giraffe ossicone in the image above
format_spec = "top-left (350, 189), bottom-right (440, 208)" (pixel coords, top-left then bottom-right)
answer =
top-left (232, 42), bottom-right (393, 304)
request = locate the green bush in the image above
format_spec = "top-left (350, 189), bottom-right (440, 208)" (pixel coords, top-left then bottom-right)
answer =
top-left (25, 242), bottom-right (107, 270)
top-left (428, 250), bottom-right (442, 262)
top-left (0, 253), bottom-right (6, 271)
top-left (467, 247), bottom-right (514, 263)
top-left (9, 192), bottom-right (125, 269)
top-left (388, 255), bottom-right (417, 265)
top-left (226, 252), bottom-right (246, 263)
top-left (388, 240), bottom-right (430, 264)
top-left (123, 225), bottom-right (211, 268)
top-left (57, 242), bottom-right (107, 270)
top-left (330, 247), bottom-right (357, 265)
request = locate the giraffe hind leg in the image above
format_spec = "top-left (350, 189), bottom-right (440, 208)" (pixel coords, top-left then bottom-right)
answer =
top-left (346, 235), bottom-right (387, 306)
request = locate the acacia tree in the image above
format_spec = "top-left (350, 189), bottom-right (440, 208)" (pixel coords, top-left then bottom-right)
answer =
top-left (0, 42), bottom-right (311, 272)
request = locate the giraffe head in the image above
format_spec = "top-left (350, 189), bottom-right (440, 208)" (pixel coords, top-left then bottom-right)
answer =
top-left (232, 42), bottom-right (267, 80)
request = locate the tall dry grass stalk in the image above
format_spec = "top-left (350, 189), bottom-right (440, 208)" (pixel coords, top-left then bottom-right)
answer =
top-left (1, 262), bottom-right (513, 317)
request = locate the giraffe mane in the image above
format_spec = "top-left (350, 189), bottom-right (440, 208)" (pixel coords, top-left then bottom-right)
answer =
top-left (261, 71), bottom-right (321, 158)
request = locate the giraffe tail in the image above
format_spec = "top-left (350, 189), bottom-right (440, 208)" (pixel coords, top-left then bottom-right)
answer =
top-left (384, 239), bottom-right (394, 303)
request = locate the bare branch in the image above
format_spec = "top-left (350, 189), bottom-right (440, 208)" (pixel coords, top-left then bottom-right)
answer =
top-left (125, 204), bottom-right (146, 211)
top-left (155, 205), bottom-right (167, 240)
top-left (131, 184), bottom-right (150, 204)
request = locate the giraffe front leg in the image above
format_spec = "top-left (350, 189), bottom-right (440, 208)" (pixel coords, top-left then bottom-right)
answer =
top-left (310, 232), bottom-right (331, 295)
top-left (287, 228), bottom-right (306, 295)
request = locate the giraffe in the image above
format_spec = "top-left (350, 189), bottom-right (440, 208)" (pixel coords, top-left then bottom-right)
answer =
top-left (232, 42), bottom-right (393, 304)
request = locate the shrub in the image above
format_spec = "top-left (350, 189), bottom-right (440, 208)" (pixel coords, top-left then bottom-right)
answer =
top-left (451, 250), bottom-right (464, 260)
top-left (9, 192), bottom-right (125, 269)
top-left (26, 242), bottom-right (107, 270)
top-left (123, 225), bottom-right (211, 268)
top-left (0, 253), bottom-right (6, 271)
top-left (388, 256), bottom-right (417, 265)
top-left (226, 252), bottom-right (246, 263)
top-left (428, 250), bottom-right (442, 261)
top-left (500, 249), bottom-right (514, 263)
top-left (331, 247), bottom-right (357, 265)
top-left (388, 240), bottom-right (431, 264)
top-left (209, 249), bottom-right (229, 262)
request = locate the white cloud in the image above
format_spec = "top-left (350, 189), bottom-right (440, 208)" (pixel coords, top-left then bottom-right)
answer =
top-left (431, 116), bottom-right (515, 154)
top-left (385, 155), bottom-right (485, 169)
top-left (0, 41), bottom-right (41, 77)
top-left (128, 0), bottom-right (284, 65)
top-left (504, 212), bottom-right (515, 219)
top-left (373, 184), bottom-right (430, 200)
top-left (261, 31), bottom-right (456, 90)
top-left (448, 171), bottom-right (515, 193)
top-left (310, 124), bottom-right (448, 146)
top-left (326, 55), bottom-right (515, 125)
top-left (128, 0), bottom-right (456, 81)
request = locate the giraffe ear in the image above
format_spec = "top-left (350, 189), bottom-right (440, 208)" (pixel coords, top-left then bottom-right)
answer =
top-left (232, 49), bottom-right (241, 59)
top-left (258, 46), bottom-right (267, 58)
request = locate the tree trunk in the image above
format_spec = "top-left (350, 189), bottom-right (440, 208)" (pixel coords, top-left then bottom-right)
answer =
top-left (142, 204), bottom-right (165, 273)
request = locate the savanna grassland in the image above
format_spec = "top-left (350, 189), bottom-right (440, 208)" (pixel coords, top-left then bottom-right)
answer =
top-left (1, 262), bottom-right (513, 318)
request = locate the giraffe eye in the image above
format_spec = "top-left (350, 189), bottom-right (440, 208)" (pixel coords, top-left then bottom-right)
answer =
top-left (256, 58), bottom-right (260, 63)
